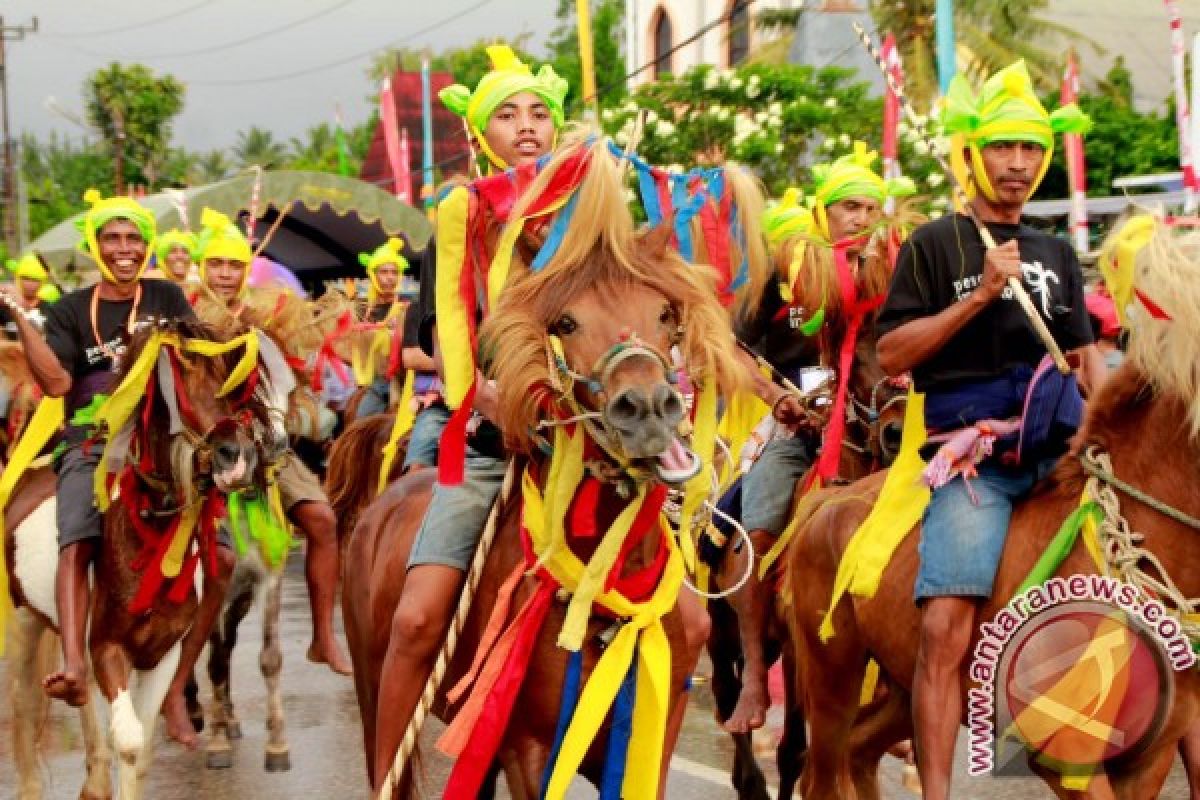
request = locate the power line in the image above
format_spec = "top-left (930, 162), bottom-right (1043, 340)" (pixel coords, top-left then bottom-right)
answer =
top-left (192, 0), bottom-right (494, 87)
top-left (46, 0), bottom-right (218, 39)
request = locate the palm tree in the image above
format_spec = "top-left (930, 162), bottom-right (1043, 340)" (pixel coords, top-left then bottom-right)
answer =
top-left (197, 149), bottom-right (233, 182)
top-left (868, 0), bottom-right (1099, 111)
top-left (289, 123), bottom-right (339, 172)
top-left (232, 126), bottom-right (289, 170)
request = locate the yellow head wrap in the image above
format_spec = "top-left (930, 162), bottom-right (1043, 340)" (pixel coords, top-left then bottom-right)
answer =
top-left (357, 237), bottom-right (408, 303)
top-left (809, 141), bottom-right (916, 242)
top-left (75, 188), bottom-right (157, 284)
top-left (439, 44), bottom-right (569, 171)
top-left (1097, 214), bottom-right (1156, 328)
top-left (156, 229), bottom-right (198, 277)
top-left (197, 208), bottom-right (253, 299)
top-left (941, 60), bottom-right (1092, 202)
top-left (37, 283), bottom-right (61, 304)
top-left (6, 252), bottom-right (49, 284)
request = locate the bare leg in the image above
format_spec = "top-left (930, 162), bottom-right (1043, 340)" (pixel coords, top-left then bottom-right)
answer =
top-left (1182, 720), bottom-right (1200, 800)
top-left (44, 540), bottom-right (95, 706)
top-left (725, 529), bottom-right (774, 734)
top-left (912, 596), bottom-right (976, 800)
top-left (291, 500), bottom-right (353, 675)
top-left (371, 563), bottom-right (464, 792)
top-left (659, 590), bottom-right (711, 798)
top-left (162, 545), bottom-right (235, 748)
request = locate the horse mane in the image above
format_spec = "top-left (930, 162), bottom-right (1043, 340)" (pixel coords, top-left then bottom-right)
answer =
top-left (481, 136), bottom-right (743, 454)
top-left (193, 286), bottom-right (349, 368)
top-left (694, 163), bottom-right (770, 319)
top-left (1122, 225), bottom-right (1200, 438)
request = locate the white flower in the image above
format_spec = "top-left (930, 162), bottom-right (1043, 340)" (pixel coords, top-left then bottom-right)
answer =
top-left (926, 172), bottom-right (944, 187)
top-left (704, 69), bottom-right (720, 90)
top-left (769, 101), bottom-right (783, 117)
top-left (824, 97), bottom-right (838, 109)
top-left (821, 137), bottom-right (836, 151)
top-left (730, 77), bottom-right (744, 90)
top-left (755, 111), bottom-right (769, 124)
top-left (645, 109), bottom-right (659, 125)
top-left (930, 209), bottom-right (944, 219)
top-left (601, 109), bottom-right (614, 123)
top-left (795, 95), bottom-right (808, 105)
top-left (903, 128), bottom-right (920, 144)
top-left (746, 83), bottom-right (762, 99)
top-left (655, 119), bottom-right (676, 137)
top-left (622, 100), bottom-right (638, 113)
top-left (716, 106), bottom-right (731, 120)
top-left (897, 121), bottom-right (909, 136)
top-left (615, 130), bottom-right (629, 145)
top-left (913, 139), bottom-right (930, 155)
top-left (624, 187), bottom-right (637, 205)
top-left (667, 163), bottom-right (684, 174)
top-left (774, 142), bottom-right (785, 155)
top-left (838, 133), bottom-right (852, 147)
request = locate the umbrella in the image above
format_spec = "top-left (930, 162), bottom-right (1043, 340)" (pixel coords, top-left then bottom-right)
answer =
top-left (29, 170), bottom-right (432, 288)
top-left (249, 255), bottom-right (305, 295)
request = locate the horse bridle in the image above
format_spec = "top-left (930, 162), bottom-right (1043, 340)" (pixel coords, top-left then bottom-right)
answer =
top-left (843, 375), bottom-right (907, 462)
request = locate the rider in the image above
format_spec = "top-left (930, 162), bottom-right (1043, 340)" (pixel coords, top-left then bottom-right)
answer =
top-left (369, 45), bottom-right (567, 786)
top-left (395, 243), bottom-right (446, 472)
top-left (352, 238), bottom-right (407, 419)
top-left (725, 145), bottom-right (915, 733)
top-left (149, 229), bottom-right (198, 284)
top-left (874, 61), bottom-right (1101, 799)
top-left (182, 207), bottom-right (353, 685)
top-left (0, 191), bottom-right (234, 722)
top-left (2, 252), bottom-right (58, 338)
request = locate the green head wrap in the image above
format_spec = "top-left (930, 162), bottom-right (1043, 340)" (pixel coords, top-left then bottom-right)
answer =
top-left (197, 208), bottom-right (253, 299)
top-left (74, 188), bottom-right (157, 284)
top-left (37, 283), bottom-right (61, 304)
top-left (6, 252), bottom-right (49, 284)
top-left (762, 188), bottom-right (815, 245)
top-left (156, 229), bottom-right (198, 269)
top-left (809, 142), bottom-right (915, 241)
top-left (357, 237), bottom-right (408, 302)
top-left (439, 44), bottom-right (569, 170)
top-left (941, 60), bottom-right (1092, 201)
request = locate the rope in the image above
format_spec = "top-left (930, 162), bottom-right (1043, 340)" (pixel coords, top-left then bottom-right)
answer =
top-left (376, 459), bottom-right (518, 800)
top-left (1082, 446), bottom-right (1200, 647)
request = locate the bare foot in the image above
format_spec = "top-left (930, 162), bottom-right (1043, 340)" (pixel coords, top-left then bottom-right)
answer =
top-left (307, 640), bottom-right (353, 676)
top-left (162, 691), bottom-right (199, 749)
top-left (723, 682), bottom-right (768, 734)
top-left (43, 666), bottom-right (88, 707)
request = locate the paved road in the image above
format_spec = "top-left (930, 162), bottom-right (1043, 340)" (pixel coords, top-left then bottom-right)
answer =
top-left (1, 555), bottom-right (1191, 798)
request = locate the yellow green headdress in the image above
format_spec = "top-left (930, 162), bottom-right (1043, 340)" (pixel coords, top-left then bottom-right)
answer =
top-left (197, 208), bottom-right (253, 299)
top-left (156, 229), bottom-right (198, 278)
top-left (357, 237), bottom-right (408, 303)
top-left (74, 188), bottom-right (157, 284)
top-left (941, 60), bottom-right (1092, 202)
top-left (5, 252), bottom-right (49, 284)
top-left (439, 44), bottom-right (569, 171)
top-left (37, 283), bottom-right (61, 304)
top-left (809, 141), bottom-right (915, 242)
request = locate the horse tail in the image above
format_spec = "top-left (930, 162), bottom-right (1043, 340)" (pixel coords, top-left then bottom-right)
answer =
top-left (325, 413), bottom-right (394, 542)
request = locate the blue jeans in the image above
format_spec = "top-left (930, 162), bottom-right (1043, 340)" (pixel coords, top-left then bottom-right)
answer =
top-left (354, 377), bottom-right (390, 420)
top-left (403, 404), bottom-right (450, 470)
top-left (915, 459), bottom-right (1054, 601)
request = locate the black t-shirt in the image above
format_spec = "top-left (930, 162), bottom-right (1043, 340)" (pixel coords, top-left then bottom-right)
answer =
top-left (367, 301), bottom-right (396, 324)
top-left (44, 278), bottom-right (195, 440)
top-left (737, 279), bottom-right (823, 378)
top-left (412, 243), bottom-right (437, 356)
top-left (876, 213), bottom-right (1093, 393)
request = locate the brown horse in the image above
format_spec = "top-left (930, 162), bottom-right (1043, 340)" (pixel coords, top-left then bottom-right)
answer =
top-left (343, 138), bottom-right (742, 797)
top-left (325, 411), bottom-right (406, 547)
top-left (787, 230), bottom-right (1200, 799)
top-left (8, 318), bottom-right (271, 800)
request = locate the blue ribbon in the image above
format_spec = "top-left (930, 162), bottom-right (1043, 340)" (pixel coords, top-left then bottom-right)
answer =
top-left (598, 651), bottom-right (639, 800)
top-left (541, 649), bottom-right (585, 797)
top-left (531, 189), bottom-right (581, 272)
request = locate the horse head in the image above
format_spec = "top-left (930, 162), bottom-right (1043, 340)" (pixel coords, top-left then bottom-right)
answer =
top-left (845, 330), bottom-right (908, 470)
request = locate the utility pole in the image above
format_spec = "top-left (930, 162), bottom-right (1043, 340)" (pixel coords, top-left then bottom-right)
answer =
top-left (0, 15), bottom-right (38, 257)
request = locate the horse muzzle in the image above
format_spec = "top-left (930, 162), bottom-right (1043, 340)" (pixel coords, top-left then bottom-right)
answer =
top-left (209, 435), bottom-right (261, 494)
top-left (604, 384), bottom-right (700, 484)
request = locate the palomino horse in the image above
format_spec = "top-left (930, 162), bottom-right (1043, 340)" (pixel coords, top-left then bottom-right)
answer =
top-left (344, 139), bottom-right (742, 797)
top-left (787, 229), bottom-right (1200, 799)
top-left (8, 317), bottom-right (272, 799)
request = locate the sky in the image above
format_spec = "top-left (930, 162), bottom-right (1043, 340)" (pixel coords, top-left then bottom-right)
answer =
top-left (2, 0), bottom-right (560, 153)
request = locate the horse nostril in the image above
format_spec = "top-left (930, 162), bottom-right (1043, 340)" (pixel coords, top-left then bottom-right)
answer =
top-left (882, 424), bottom-right (904, 453)
top-left (606, 389), bottom-right (647, 428)
top-left (215, 442), bottom-right (240, 465)
top-left (654, 385), bottom-right (684, 424)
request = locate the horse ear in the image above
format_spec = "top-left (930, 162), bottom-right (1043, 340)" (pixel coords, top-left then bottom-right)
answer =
top-left (639, 214), bottom-right (676, 261)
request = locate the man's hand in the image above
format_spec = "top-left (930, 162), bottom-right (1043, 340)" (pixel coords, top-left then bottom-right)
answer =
top-left (978, 239), bottom-right (1022, 303)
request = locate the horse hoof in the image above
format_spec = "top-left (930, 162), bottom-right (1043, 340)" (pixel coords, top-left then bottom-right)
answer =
top-left (264, 750), bottom-right (291, 772)
top-left (226, 721), bottom-right (242, 740)
top-left (189, 714), bottom-right (206, 734)
top-left (206, 749), bottom-right (234, 770)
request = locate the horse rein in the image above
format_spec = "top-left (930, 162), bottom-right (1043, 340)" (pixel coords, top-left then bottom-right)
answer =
top-left (844, 375), bottom-right (907, 462)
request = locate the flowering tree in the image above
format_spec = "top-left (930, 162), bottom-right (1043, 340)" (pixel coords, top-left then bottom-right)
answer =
top-left (601, 62), bottom-right (948, 211)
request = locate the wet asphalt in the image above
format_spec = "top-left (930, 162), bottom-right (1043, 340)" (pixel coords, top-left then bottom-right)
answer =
top-left (0, 553), bottom-right (1190, 799)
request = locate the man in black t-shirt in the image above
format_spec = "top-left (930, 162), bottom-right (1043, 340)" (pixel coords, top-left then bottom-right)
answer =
top-left (874, 62), bottom-right (1101, 799)
top-left (0, 193), bottom-right (229, 727)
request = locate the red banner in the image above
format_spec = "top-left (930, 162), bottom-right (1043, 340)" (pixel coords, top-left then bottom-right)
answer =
top-left (880, 32), bottom-right (903, 205)
top-left (1061, 51), bottom-right (1090, 252)
top-left (380, 78), bottom-right (409, 202)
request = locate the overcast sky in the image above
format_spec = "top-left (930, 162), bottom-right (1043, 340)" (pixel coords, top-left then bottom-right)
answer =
top-left (3, 0), bottom-right (560, 152)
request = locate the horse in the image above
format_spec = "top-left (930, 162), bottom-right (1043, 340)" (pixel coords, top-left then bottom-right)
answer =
top-left (786, 226), bottom-right (1200, 799)
top-left (0, 339), bottom-right (43, 461)
top-left (342, 136), bottom-right (743, 797)
top-left (325, 411), bottom-right (406, 548)
top-left (7, 317), bottom-right (272, 800)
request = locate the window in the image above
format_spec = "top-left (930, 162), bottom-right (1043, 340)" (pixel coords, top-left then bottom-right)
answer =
top-left (651, 8), bottom-right (673, 79)
top-left (727, 0), bottom-right (750, 67)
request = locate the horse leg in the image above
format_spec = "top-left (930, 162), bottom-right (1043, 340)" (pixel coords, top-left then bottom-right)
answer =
top-left (79, 664), bottom-right (114, 800)
top-left (91, 640), bottom-right (141, 798)
top-left (658, 593), bottom-right (712, 798)
top-left (219, 574), bottom-right (256, 741)
top-left (182, 674), bottom-right (204, 734)
top-left (847, 683), bottom-right (913, 800)
top-left (501, 738), bottom-right (551, 800)
top-left (261, 567), bottom-right (291, 772)
top-left (11, 608), bottom-right (49, 800)
top-left (205, 610), bottom-right (236, 769)
top-left (775, 644), bottom-right (808, 799)
top-left (706, 593), bottom-right (770, 800)
top-left (125, 644), bottom-right (182, 800)
top-left (1181, 721), bottom-right (1200, 800)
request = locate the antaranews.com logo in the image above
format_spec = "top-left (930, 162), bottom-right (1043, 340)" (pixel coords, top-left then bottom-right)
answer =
top-left (967, 574), bottom-right (1195, 781)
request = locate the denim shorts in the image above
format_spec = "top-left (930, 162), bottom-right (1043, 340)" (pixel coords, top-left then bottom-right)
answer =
top-left (915, 459), bottom-right (1054, 601)
top-left (407, 449), bottom-right (507, 571)
top-left (403, 404), bottom-right (450, 470)
top-left (740, 435), bottom-right (816, 535)
top-left (354, 377), bottom-right (391, 420)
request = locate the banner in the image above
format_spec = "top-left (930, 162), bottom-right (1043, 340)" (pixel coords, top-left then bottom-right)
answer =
top-left (1165, 0), bottom-right (1197, 211)
top-left (1061, 50), bottom-right (1090, 252)
top-left (380, 77), bottom-right (408, 202)
top-left (421, 57), bottom-right (436, 216)
top-left (935, 0), bottom-right (956, 96)
top-left (880, 31), bottom-right (903, 211)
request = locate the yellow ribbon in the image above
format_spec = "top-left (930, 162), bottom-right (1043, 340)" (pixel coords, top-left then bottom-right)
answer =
top-left (435, 186), bottom-right (476, 410)
top-left (377, 369), bottom-right (417, 495)
top-left (0, 396), bottom-right (65, 656)
top-left (673, 380), bottom-right (718, 576)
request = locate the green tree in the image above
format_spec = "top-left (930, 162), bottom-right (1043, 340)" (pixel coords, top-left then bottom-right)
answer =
top-left (20, 133), bottom-right (113, 241)
top-left (232, 126), bottom-right (289, 170)
top-left (84, 62), bottom-right (186, 191)
top-left (545, 0), bottom-right (627, 111)
top-left (196, 149), bottom-right (234, 183)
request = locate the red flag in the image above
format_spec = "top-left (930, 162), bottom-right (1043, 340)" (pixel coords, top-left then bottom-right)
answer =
top-left (396, 127), bottom-right (413, 204)
top-left (1061, 51), bottom-right (1090, 252)
top-left (880, 32), bottom-right (903, 207)
top-left (380, 78), bottom-right (409, 201)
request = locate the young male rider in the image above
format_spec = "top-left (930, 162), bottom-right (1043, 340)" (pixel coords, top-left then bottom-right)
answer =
top-left (353, 238), bottom-right (407, 420)
top-left (150, 229), bottom-right (198, 284)
top-left (2, 252), bottom-right (58, 338)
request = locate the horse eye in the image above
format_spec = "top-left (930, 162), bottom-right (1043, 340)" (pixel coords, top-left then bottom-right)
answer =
top-left (659, 306), bottom-right (674, 325)
top-left (553, 314), bottom-right (578, 336)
